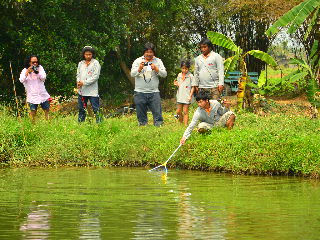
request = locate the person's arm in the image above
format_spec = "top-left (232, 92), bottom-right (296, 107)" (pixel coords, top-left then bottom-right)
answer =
top-left (19, 69), bottom-right (28, 83)
top-left (38, 65), bottom-right (46, 82)
top-left (131, 59), bottom-right (143, 77)
top-left (187, 74), bottom-right (196, 101)
top-left (154, 58), bottom-right (167, 78)
top-left (187, 86), bottom-right (195, 102)
top-left (216, 54), bottom-right (224, 91)
top-left (83, 61), bottom-right (101, 86)
top-left (174, 73), bottom-right (181, 87)
top-left (194, 58), bottom-right (200, 86)
top-left (76, 62), bottom-right (81, 83)
top-left (180, 110), bottom-right (200, 144)
top-left (217, 100), bottom-right (230, 115)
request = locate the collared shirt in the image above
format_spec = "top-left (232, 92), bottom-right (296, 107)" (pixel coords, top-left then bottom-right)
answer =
top-left (182, 100), bottom-right (229, 139)
top-left (176, 72), bottom-right (196, 104)
top-left (76, 58), bottom-right (101, 97)
top-left (19, 65), bottom-right (50, 104)
top-left (194, 51), bottom-right (224, 88)
top-left (131, 56), bottom-right (167, 93)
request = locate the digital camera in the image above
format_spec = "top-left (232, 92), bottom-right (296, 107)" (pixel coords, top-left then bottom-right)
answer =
top-left (144, 62), bottom-right (152, 66)
top-left (32, 65), bottom-right (39, 74)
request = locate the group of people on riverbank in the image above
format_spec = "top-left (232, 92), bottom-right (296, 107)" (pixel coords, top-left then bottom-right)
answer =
top-left (19, 38), bottom-right (235, 145)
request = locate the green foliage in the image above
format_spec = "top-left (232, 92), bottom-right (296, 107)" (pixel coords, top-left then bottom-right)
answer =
top-left (247, 50), bottom-right (277, 67)
top-left (0, 106), bottom-right (319, 176)
top-left (266, 0), bottom-right (320, 37)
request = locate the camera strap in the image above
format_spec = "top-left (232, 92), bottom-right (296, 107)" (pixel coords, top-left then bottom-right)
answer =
top-left (143, 71), bottom-right (152, 83)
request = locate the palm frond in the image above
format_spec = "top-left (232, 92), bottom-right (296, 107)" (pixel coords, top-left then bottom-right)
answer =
top-left (207, 31), bottom-right (239, 52)
top-left (266, 0), bottom-right (320, 37)
top-left (247, 50), bottom-right (277, 67)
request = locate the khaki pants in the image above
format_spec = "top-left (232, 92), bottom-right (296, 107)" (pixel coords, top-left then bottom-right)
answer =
top-left (197, 111), bottom-right (235, 132)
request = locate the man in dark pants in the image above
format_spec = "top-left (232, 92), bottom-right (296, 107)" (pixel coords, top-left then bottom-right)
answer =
top-left (130, 42), bottom-right (167, 126)
top-left (194, 38), bottom-right (225, 100)
top-left (76, 46), bottom-right (102, 123)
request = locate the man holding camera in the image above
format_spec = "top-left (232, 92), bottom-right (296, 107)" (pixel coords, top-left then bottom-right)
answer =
top-left (76, 46), bottom-right (102, 123)
top-left (19, 55), bottom-right (50, 123)
top-left (130, 42), bottom-right (167, 126)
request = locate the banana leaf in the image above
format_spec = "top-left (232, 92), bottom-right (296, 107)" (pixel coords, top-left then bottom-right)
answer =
top-left (310, 40), bottom-right (320, 69)
top-left (224, 55), bottom-right (239, 74)
top-left (207, 31), bottom-right (239, 52)
top-left (304, 7), bottom-right (320, 40)
top-left (282, 70), bottom-right (309, 83)
top-left (247, 50), bottom-right (277, 67)
top-left (265, 0), bottom-right (320, 37)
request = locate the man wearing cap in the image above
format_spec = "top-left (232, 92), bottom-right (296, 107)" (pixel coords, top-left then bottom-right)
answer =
top-left (130, 42), bottom-right (167, 126)
top-left (77, 46), bottom-right (102, 123)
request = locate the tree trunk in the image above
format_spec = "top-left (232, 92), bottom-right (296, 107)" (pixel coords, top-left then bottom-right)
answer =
top-left (114, 46), bottom-right (135, 87)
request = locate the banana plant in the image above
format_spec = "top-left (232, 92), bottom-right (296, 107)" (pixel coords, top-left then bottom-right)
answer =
top-left (282, 40), bottom-right (320, 110)
top-left (266, 0), bottom-right (320, 39)
top-left (207, 31), bottom-right (277, 110)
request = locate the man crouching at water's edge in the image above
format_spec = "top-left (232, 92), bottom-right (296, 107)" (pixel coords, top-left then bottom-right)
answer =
top-left (180, 91), bottom-right (235, 145)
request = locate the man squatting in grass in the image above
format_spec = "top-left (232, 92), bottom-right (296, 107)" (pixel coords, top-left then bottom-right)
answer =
top-left (194, 37), bottom-right (225, 100)
top-left (180, 91), bottom-right (236, 145)
top-left (131, 42), bottom-right (167, 126)
top-left (19, 54), bottom-right (50, 123)
top-left (174, 60), bottom-right (196, 126)
top-left (77, 46), bottom-right (102, 123)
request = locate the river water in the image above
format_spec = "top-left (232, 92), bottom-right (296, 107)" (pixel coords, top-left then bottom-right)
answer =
top-left (0, 168), bottom-right (319, 239)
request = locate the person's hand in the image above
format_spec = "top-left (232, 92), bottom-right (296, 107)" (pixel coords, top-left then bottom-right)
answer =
top-left (174, 80), bottom-right (179, 87)
top-left (138, 62), bottom-right (145, 72)
top-left (77, 81), bottom-right (84, 88)
top-left (218, 85), bottom-right (224, 93)
top-left (25, 66), bottom-right (33, 76)
top-left (187, 96), bottom-right (192, 102)
top-left (180, 137), bottom-right (186, 145)
top-left (151, 63), bottom-right (159, 72)
top-left (222, 99), bottom-right (231, 108)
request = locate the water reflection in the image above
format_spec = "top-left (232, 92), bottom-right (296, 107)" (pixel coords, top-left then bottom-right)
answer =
top-left (176, 186), bottom-right (227, 240)
top-left (20, 205), bottom-right (51, 239)
top-left (79, 211), bottom-right (101, 239)
top-left (0, 168), bottom-right (318, 240)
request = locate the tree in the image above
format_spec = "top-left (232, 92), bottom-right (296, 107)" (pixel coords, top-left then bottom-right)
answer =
top-left (207, 31), bottom-right (277, 110)
top-left (266, 0), bottom-right (320, 113)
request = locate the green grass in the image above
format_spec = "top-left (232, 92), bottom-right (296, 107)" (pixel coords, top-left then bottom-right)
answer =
top-left (1, 105), bottom-right (319, 177)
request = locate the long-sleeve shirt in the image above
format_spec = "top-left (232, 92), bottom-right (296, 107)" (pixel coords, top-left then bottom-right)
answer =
top-left (194, 51), bottom-right (224, 88)
top-left (182, 100), bottom-right (229, 139)
top-left (131, 56), bottom-right (167, 93)
top-left (19, 65), bottom-right (50, 104)
top-left (176, 72), bottom-right (196, 104)
top-left (76, 59), bottom-right (101, 97)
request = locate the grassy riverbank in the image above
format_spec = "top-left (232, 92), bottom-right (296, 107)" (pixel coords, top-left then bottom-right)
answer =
top-left (0, 103), bottom-right (319, 177)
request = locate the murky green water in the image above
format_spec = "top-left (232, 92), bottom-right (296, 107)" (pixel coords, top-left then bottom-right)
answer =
top-left (0, 168), bottom-right (319, 239)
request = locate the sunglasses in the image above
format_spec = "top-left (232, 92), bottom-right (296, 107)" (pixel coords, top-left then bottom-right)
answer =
top-left (31, 61), bottom-right (38, 64)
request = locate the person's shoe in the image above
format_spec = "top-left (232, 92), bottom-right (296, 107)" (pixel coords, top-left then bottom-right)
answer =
top-left (198, 128), bottom-right (206, 134)
top-left (174, 114), bottom-right (179, 119)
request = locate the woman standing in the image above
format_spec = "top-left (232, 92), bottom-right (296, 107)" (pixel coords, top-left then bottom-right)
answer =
top-left (19, 55), bottom-right (50, 123)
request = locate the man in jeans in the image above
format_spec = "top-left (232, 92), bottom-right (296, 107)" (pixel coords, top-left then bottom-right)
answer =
top-left (77, 46), bottom-right (102, 123)
top-left (130, 42), bottom-right (167, 126)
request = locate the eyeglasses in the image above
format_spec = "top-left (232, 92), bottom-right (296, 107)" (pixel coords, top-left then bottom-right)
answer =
top-left (31, 61), bottom-right (38, 64)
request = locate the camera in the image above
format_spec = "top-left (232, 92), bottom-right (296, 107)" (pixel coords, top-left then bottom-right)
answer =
top-left (32, 65), bottom-right (39, 74)
top-left (144, 62), bottom-right (152, 66)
